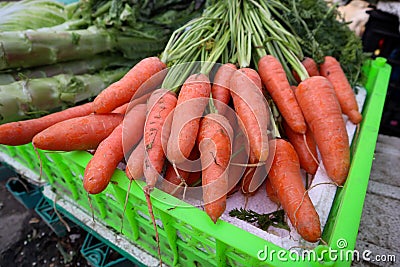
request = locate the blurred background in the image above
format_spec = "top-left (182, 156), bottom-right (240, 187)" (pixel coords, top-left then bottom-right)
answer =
top-left (333, 0), bottom-right (400, 137)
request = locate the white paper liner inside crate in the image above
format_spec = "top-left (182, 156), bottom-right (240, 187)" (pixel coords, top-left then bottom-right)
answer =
top-left (219, 86), bottom-right (367, 250)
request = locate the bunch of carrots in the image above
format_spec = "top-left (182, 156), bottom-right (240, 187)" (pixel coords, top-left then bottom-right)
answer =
top-left (0, 1), bottom-right (364, 263)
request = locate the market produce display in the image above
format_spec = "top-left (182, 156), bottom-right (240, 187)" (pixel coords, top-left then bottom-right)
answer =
top-left (0, 0), bottom-right (373, 266)
top-left (0, 0), bottom-right (205, 124)
top-left (0, 0), bottom-right (68, 31)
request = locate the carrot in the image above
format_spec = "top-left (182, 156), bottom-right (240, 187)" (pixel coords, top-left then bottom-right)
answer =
top-left (267, 138), bottom-right (321, 242)
top-left (143, 89), bottom-right (177, 188)
top-left (121, 104), bottom-right (148, 154)
top-left (142, 89), bottom-right (177, 267)
top-left (223, 105), bottom-right (239, 130)
top-left (0, 102), bottom-right (93, 146)
top-left (228, 131), bottom-right (249, 194)
top-left (83, 104), bottom-right (147, 194)
top-left (125, 138), bottom-right (145, 180)
top-left (198, 113), bottom-right (233, 223)
top-left (186, 169), bottom-right (201, 186)
top-left (265, 177), bottom-right (279, 205)
top-left (232, 70), bottom-right (267, 195)
top-left (167, 73), bottom-right (211, 165)
top-left (93, 57), bottom-right (166, 114)
top-left (83, 124), bottom-right (123, 194)
top-left (241, 164), bottom-right (267, 196)
top-left (293, 57), bottom-right (320, 83)
top-left (182, 144), bottom-right (202, 176)
top-left (241, 133), bottom-right (277, 195)
top-left (241, 167), bottom-right (256, 195)
top-left (163, 166), bottom-right (201, 195)
top-left (242, 66), bottom-right (272, 196)
top-left (211, 63), bottom-right (237, 115)
top-left (32, 113), bottom-right (123, 151)
top-left (112, 92), bottom-right (151, 115)
top-left (240, 67), bottom-right (263, 91)
top-left (162, 163), bottom-right (190, 196)
top-left (283, 121), bottom-right (319, 175)
top-left (319, 56), bottom-right (362, 124)
top-left (302, 57), bottom-right (320, 77)
top-left (258, 55), bottom-right (306, 134)
top-left (230, 68), bottom-right (269, 163)
top-left (111, 103), bottom-right (130, 115)
top-left (162, 146), bottom-right (201, 195)
top-left (295, 76), bottom-right (350, 185)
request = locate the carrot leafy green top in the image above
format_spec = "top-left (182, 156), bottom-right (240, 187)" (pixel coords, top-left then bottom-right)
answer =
top-left (159, 0), bottom-right (364, 86)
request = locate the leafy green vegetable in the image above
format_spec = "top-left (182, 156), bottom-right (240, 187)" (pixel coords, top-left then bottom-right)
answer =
top-left (0, 0), bottom-right (205, 71)
top-left (70, 0), bottom-right (205, 40)
top-left (278, 0), bottom-right (369, 85)
top-left (0, 54), bottom-right (133, 84)
top-left (0, 67), bottom-right (127, 124)
top-left (229, 208), bottom-right (290, 232)
top-left (0, 0), bottom-right (67, 32)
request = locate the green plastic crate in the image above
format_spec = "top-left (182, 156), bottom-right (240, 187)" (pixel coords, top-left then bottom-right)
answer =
top-left (0, 58), bottom-right (391, 266)
top-left (81, 233), bottom-right (136, 267)
top-left (35, 196), bottom-right (69, 237)
top-left (0, 143), bottom-right (53, 183)
top-left (0, 163), bottom-right (16, 181)
top-left (5, 178), bottom-right (43, 209)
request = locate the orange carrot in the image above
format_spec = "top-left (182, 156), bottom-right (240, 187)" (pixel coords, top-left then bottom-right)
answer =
top-left (93, 57), bottom-right (166, 114)
top-left (211, 63), bottom-right (237, 115)
top-left (0, 102), bottom-right (93, 146)
top-left (121, 104), bottom-right (148, 154)
top-left (230, 68), bottom-right (269, 162)
top-left (142, 89), bottom-right (177, 267)
top-left (319, 56), bottom-right (362, 124)
top-left (283, 121), bottom-right (319, 175)
top-left (167, 73), bottom-right (211, 165)
top-left (125, 138), bottom-right (145, 180)
top-left (240, 68), bottom-right (263, 91)
top-left (258, 55), bottom-right (306, 134)
top-left (182, 143), bottom-right (202, 186)
top-left (83, 125), bottom-right (123, 194)
top-left (223, 105), bottom-right (239, 130)
top-left (293, 57), bottom-right (320, 83)
top-left (83, 104), bottom-right (147, 194)
top-left (112, 92), bottom-right (151, 115)
top-left (267, 139), bottom-right (321, 242)
top-left (32, 113), bottom-right (123, 151)
top-left (295, 76), bottom-right (350, 185)
top-left (162, 163), bottom-right (190, 196)
top-left (228, 131), bottom-right (249, 194)
top-left (198, 113), bottom-right (233, 223)
top-left (121, 101), bottom-right (147, 181)
top-left (242, 67), bottom-right (271, 196)
top-left (143, 89), bottom-right (177, 188)
top-left (112, 103), bottom-right (130, 115)
top-left (241, 167), bottom-right (256, 195)
top-left (302, 57), bottom-right (320, 77)
top-left (265, 177), bottom-right (279, 205)
top-left (162, 146), bottom-right (201, 195)
top-left (241, 164), bottom-right (267, 196)
top-left (186, 169), bottom-right (202, 186)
